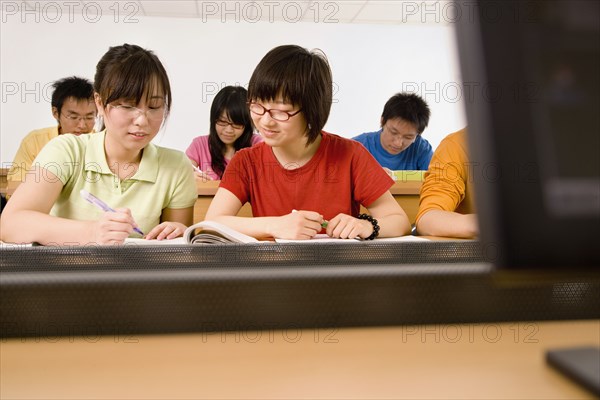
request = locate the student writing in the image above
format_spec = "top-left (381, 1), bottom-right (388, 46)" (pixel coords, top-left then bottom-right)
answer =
top-left (186, 86), bottom-right (262, 181)
top-left (205, 45), bottom-right (411, 240)
top-left (0, 44), bottom-right (197, 245)
top-left (352, 92), bottom-right (433, 174)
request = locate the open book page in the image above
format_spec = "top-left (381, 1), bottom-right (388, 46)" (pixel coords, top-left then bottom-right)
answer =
top-left (0, 241), bottom-right (34, 248)
top-left (183, 220), bottom-right (259, 244)
top-left (124, 237), bottom-right (186, 245)
top-left (275, 234), bottom-right (430, 243)
top-left (372, 236), bottom-right (430, 242)
top-left (275, 234), bottom-right (359, 244)
top-left (2, 239), bottom-right (185, 247)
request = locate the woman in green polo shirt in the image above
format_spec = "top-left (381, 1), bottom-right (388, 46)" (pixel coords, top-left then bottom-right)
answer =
top-left (0, 44), bottom-right (197, 245)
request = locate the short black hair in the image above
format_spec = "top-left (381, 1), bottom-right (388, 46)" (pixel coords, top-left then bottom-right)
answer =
top-left (381, 92), bottom-right (431, 134)
top-left (248, 45), bottom-right (332, 145)
top-left (51, 76), bottom-right (94, 115)
top-left (209, 86), bottom-right (254, 178)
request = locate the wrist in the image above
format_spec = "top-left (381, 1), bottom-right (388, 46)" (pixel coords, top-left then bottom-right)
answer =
top-left (85, 220), bottom-right (99, 245)
top-left (357, 213), bottom-right (380, 240)
top-left (264, 216), bottom-right (278, 238)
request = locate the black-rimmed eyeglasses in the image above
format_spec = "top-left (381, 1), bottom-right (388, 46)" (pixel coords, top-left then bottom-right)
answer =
top-left (215, 119), bottom-right (245, 130)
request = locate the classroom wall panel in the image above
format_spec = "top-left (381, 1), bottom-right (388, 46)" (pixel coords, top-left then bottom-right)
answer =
top-left (0, 8), bottom-right (466, 165)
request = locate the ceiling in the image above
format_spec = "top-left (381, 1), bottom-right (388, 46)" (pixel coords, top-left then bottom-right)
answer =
top-left (16, 0), bottom-right (453, 25)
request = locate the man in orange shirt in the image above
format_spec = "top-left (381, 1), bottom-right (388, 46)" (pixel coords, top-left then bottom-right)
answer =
top-left (415, 128), bottom-right (478, 238)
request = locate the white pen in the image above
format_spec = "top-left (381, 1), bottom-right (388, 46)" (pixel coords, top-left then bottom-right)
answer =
top-left (80, 189), bottom-right (144, 236)
top-left (193, 164), bottom-right (216, 181)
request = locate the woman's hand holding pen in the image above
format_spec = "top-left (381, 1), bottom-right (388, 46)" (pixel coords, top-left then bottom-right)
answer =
top-left (326, 213), bottom-right (373, 239)
top-left (193, 165), bottom-right (214, 181)
top-left (269, 210), bottom-right (324, 239)
top-left (89, 208), bottom-right (138, 245)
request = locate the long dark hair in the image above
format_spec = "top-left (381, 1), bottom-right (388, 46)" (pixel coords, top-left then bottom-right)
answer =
top-left (208, 86), bottom-right (254, 178)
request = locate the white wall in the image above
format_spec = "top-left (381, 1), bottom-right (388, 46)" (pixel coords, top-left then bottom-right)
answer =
top-left (0, 8), bottom-right (466, 166)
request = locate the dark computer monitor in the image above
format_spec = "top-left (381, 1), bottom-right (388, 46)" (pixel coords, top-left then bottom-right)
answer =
top-left (455, 1), bottom-right (600, 394)
top-left (455, 0), bottom-right (600, 270)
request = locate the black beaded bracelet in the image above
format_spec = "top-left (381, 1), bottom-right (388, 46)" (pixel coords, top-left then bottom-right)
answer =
top-left (357, 213), bottom-right (380, 240)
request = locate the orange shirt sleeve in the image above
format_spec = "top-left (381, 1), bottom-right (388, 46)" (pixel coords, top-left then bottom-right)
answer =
top-left (415, 129), bottom-right (470, 223)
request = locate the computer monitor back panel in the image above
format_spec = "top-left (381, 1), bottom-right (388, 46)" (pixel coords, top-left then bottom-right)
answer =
top-left (456, 0), bottom-right (600, 269)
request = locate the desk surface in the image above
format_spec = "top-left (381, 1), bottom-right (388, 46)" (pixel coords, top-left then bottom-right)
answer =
top-left (0, 167), bottom-right (8, 196)
top-left (1, 320), bottom-right (598, 399)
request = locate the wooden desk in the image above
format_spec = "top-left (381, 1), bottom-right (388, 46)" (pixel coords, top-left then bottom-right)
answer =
top-left (1, 320), bottom-right (597, 399)
top-left (0, 167), bottom-right (8, 196)
top-left (3, 178), bottom-right (421, 222)
top-left (194, 180), bottom-right (422, 224)
top-left (1, 166), bottom-right (19, 198)
top-left (0, 180), bottom-right (422, 223)
top-left (194, 180), bottom-right (253, 222)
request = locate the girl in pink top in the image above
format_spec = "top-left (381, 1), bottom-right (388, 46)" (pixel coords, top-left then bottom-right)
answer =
top-left (186, 86), bottom-right (262, 180)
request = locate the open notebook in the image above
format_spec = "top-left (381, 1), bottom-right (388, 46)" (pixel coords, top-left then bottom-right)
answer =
top-left (123, 221), bottom-right (259, 245)
top-left (123, 221), bottom-right (428, 245)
